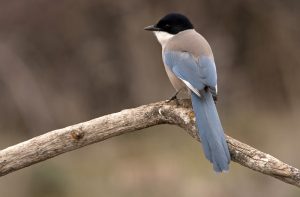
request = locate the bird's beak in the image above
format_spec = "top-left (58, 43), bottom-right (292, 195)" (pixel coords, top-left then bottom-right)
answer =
top-left (144, 25), bottom-right (161, 31)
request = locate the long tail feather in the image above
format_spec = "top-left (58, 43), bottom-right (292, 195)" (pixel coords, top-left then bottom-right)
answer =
top-left (191, 91), bottom-right (230, 172)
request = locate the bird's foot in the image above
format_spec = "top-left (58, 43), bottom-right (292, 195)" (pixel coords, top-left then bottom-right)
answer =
top-left (213, 95), bottom-right (218, 103)
top-left (204, 86), bottom-right (218, 103)
top-left (166, 91), bottom-right (180, 104)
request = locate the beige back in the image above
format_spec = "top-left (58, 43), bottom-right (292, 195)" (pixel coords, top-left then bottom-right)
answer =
top-left (164, 29), bottom-right (213, 58)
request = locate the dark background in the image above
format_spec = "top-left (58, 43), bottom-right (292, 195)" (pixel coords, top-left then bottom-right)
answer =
top-left (0, 0), bottom-right (300, 196)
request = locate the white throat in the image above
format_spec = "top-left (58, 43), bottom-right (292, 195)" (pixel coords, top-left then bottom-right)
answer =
top-left (154, 31), bottom-right (174, 48)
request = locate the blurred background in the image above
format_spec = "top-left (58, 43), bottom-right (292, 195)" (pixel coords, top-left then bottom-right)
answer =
top-left (0, 0), bottom-right (300, 196)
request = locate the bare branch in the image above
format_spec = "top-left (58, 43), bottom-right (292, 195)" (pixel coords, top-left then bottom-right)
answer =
top-left (0, 100), bottom-right (299, 187)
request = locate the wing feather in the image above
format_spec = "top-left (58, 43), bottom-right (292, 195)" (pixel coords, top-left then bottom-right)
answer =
top-left (163, 51), bottom-right (217, 94)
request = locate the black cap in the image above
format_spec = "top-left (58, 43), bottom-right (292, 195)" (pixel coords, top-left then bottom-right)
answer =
top-left (144, 13), bottom-right (194, 34)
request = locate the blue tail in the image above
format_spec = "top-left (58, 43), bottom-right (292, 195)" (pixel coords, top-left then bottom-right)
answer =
top-left (191, 91), bottom-right (230, 172)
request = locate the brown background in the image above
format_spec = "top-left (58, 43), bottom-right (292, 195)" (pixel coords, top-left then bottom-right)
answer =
top-left (0, 0), bottom-right (300, 196)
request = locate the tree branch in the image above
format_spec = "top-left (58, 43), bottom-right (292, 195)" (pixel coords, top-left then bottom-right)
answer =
top-left (0, 100), bottom-right (299, 187)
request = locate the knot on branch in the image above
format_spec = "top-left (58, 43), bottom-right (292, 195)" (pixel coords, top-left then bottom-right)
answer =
top-left (70, 130), bottom-right (85, 140)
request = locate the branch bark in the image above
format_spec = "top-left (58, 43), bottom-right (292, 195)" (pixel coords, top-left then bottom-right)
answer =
top-left (0, 100), bottom-right (299, 187)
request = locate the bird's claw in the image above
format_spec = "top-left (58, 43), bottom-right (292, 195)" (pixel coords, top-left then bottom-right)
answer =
top-left (166, 95), bottom-right (177, 103)
top-left (166, 91), bottom-right (181, 105)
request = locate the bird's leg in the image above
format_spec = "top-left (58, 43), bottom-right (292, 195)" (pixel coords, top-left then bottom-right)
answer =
top-left (213, 95), bottom-right (218, 103)
top-left (205, 86), bottom-right (218, 103)
top-left (166, 89), bottom-right (181, 103)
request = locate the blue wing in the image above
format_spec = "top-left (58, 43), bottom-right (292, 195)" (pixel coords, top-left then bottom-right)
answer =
top-left (163, 51), bottom-right (217, 94)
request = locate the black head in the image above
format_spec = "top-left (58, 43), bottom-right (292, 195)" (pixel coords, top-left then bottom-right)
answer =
top-left (144, 13), bottom-right (194, 35)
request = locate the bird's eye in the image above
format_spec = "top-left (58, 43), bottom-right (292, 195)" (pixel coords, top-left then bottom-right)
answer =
top-left (165, 24), bottom-right (170, 28)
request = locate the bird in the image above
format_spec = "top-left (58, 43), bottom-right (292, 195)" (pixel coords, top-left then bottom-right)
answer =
top-left (144, 13), bottom-right (230, 172)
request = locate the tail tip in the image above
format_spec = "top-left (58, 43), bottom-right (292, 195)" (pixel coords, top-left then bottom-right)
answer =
top-left (212, 159), bottom-right (230, 173)
top-left (213, 165), bottom-right (230, 173)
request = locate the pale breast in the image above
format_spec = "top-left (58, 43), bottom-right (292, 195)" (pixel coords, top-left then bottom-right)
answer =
top-left (163, 60), bottom-right (186, 91)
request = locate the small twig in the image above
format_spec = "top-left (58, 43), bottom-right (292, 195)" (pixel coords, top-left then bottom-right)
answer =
top-left (0, 100), bottom-right (299, 187)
